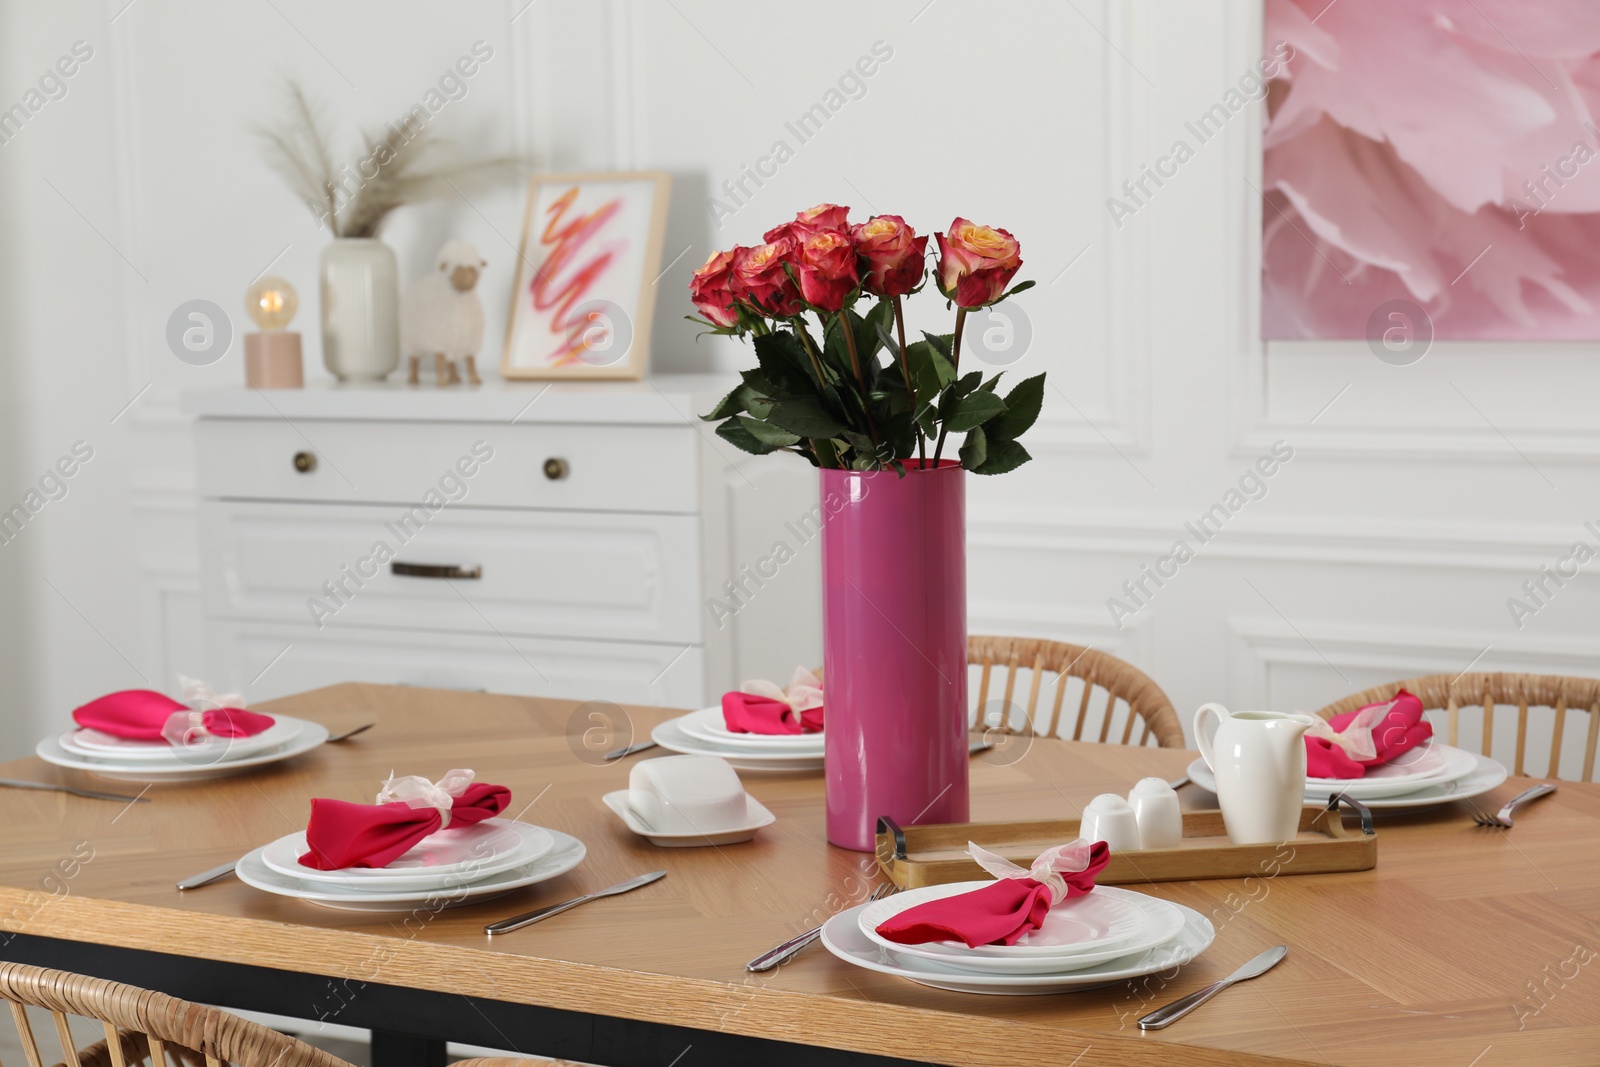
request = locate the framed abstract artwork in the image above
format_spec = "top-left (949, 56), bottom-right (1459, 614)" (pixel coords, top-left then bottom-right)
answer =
top-left (1260, 0), bottom-right (1600, 342)
top-left (501, 171), bottom-right (671, 379)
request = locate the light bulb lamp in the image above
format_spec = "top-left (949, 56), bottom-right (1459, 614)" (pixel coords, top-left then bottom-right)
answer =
top-left (243, 276), bottom-right (304, 388)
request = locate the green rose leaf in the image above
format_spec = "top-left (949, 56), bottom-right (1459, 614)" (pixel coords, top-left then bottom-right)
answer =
top-left (702, 385), bottom-right (746, 421)
top-left (716, 416), bottom-right (783, 455)
top-left (986, 373), bottom-right (1045, 441)
top-left (767, 395), bottom-right (849, 438)
top-left (944, 390), bottom-right (1006, 433)
top-left (973, 437), bottom-right (1032, 475)
top-left (754, 330), bottom-right (817, 391)
top-left (959, 425), bottom-right (987, 470)
top-left (739, 368), bottom-right (778, 398)
top-left (738, 416), bottom-right (800, 448)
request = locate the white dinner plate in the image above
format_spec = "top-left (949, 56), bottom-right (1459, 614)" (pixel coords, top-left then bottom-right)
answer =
top-left (59, 716), bottom-right (306, 763)
top-left (863, 885), bottom-right (1187, 975)
top-left (821, 897), bottom-right (1214, 995)
top-left (35, 722), bottom-right (330, 782)
top-left (602, 790), bottom-right (775, 847)
top-left (675, 706), bottom-right (824, 752)
top-left (259, 819), bottom-right (555, 892)
top-left (651, 716), bottom-right (823, 773)
top-left (1301, 743), bottom-right (1478, 798)
top-left (860, 880), bottom-right (1148, 959)
top-left (1187, 751), bottom-right (1509, 810)
top-left (235, 829), bottom-right (587, 912)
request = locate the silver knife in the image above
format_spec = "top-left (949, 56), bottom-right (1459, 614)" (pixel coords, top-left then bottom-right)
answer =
top-left (0, 778), bottom-right (150, 804)
top-left (175, 861), bottom-right (238, 890)
top-left (604, 741), bottom-right (657, 761)
top-left (1138, 945), bottom-right (1288, 1030)
top-left (484, 870), bottom-right (666, 935)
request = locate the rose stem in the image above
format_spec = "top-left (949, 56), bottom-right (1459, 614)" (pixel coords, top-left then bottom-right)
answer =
top-left (932, 307), bottom-right (968, 465)
top-left (794, 320), bottom-right (829, 387)
top-left (891, 294), bottom-right (925, 467)
top-left (836, 311), bottom-right (880, 455)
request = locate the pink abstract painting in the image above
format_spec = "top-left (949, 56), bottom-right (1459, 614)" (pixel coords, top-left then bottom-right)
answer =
top-left (1262, 0), bottom-right (1600, 340)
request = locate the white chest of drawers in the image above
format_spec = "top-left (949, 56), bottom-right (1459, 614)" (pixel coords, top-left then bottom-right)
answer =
top-left (180, 377), bottom-right (819, 710)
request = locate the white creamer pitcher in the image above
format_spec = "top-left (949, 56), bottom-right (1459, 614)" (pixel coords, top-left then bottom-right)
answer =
top-left (1194, 704), bottom-right (1318, 845)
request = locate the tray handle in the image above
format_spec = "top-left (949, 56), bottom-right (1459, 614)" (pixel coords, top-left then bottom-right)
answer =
top-left (876, 815), bottom-right (908, 860)
top-left (1326, 792), bottom-right (1375, 835)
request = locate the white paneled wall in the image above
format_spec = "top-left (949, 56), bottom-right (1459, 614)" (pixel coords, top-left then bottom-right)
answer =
top-left (1, 0), bottom-right (1596, 758)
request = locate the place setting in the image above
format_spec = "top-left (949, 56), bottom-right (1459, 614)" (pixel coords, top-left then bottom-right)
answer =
top-left (1186, 692), bottom-right (1510, 812)
top-left (648, 667), bottom-right (826, 773)
top-left (34, 676), bottom-right (333, 783)
top-left (819, 839), bottom-right (1218, 996)
top-left (213, 768), bottom-right (591, 913)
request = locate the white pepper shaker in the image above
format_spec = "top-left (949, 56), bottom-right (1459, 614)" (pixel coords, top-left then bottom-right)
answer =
top-left (1128, 777), bottom-right (1183, 850)
top-left (1080, 793), bottom-right (1141, 851)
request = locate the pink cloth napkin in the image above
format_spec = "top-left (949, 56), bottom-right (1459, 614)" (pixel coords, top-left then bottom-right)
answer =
top-left (1305, 689), bottom-right (1433, 779)
top-left (298, 774), bottom-right (512, 870)
top-left (721, 691), bottom-right (823, 735)
top-left (72, 690), bottom-right (275, 742)
top-left (875, 841), bottom-right (1112, 948)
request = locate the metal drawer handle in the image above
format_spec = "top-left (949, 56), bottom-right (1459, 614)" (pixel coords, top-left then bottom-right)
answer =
top-left (390, 562), bottom-right (482, 580)
top-left (543, 457), bottom-right (569, 481)
top-left (292, 451), bottom-right (317, 473)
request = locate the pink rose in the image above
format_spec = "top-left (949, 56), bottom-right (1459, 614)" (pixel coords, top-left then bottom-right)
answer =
top-left (689, 248), bottom-right (741, 328)
top-left (935, 217), bottom-right (1022, 308)
top-left (735, 240), bottom-right (804, 317)
top-left (764, 202), bottom-right (851, 245)
top-left (852, 215), bottom-right (927, 298)
top-left (796, 229), bottom-right (859, 312)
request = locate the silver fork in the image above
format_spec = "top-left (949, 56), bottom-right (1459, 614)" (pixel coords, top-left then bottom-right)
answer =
top-left (1472, 783), bottom-right (1557, 828)
top-left (747, 883), bottom-right (899, 972)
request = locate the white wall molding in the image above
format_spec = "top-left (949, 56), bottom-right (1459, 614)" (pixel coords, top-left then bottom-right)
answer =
top-left (1227, 614), bottom-right (1600, 711)
top-left (968, 598), bottom-right (1154, 665)
top-left (970, 507), bottom-right (1599, 573)
top-left (1026, 0), bottom-right (1152, 455)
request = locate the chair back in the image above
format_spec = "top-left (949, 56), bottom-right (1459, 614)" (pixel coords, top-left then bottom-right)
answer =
top-left (0, 962), bottom-right (354, 1067)
top-left (967, 635), bottom-right (1184, 748)
top-left (1315, 672), bottom-right (1600, 781)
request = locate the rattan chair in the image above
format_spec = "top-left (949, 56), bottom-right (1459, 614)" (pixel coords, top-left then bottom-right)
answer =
top-left (967, 635), bottom-right (1184, 748)
top-left (0, 962), bottom-right (354, 1067)
top-left (1316, 672), bottom-right (1600, 782)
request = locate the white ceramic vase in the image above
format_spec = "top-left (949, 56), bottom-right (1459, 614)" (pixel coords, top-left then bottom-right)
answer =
top-left (319, 238), bottom-right (399, 381)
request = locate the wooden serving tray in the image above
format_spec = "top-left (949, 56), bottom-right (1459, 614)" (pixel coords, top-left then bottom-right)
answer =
top-left (876, 798), bottom-right (1376, 889)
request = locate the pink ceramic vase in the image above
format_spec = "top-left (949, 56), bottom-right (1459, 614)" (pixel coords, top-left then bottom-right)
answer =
top-left (820, 459), bottom-right (969, 851)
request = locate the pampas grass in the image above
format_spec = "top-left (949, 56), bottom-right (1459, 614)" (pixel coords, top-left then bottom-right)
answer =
top-left (256, 81), bottom-right (517, 238)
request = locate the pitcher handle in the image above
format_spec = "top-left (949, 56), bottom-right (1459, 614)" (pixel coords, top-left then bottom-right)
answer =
top-left (1193, 703), bottom-right (1230, 771)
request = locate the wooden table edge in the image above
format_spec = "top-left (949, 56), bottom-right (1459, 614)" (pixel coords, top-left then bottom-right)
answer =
top-left (0, 888), bottom-right (1318, 1067)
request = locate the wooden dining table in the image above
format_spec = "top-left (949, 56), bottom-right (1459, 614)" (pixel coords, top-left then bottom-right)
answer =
top-left (0, 683), bottom-right (1596, 1067)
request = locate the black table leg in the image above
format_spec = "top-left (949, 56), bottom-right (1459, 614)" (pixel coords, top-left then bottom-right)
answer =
top-left (370, 1031), bottom-right (446, 1067)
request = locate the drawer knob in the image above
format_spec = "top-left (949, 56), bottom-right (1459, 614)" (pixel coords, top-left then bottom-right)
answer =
top-left (543, 457), bottom-right (569, 481)
top-left (292, 451), bottom-right (317, 474)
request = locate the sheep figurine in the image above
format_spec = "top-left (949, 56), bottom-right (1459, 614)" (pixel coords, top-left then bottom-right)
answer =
top-left (402, 239), bottom-right (487, 386)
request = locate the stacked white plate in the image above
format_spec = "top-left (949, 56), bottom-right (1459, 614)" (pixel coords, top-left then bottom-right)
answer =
top-left (36, 715), bottom-right (331, 782)
top-left (652, 706), bottom-right (824, 772)
top-left (236, 818), bottom-right (586, 912)
top-left (822, 882), bottom-right (1214, 995)
top-left (1187, 741), bottom-right (1508, 810)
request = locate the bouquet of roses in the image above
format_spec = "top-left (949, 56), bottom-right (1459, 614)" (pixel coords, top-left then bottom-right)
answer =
top-left (691, 204), bottom-right (1042, 474)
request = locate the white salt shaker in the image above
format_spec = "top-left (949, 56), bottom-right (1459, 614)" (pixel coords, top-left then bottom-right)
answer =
top-left (1079, 793), bottom-right (1141, 851)
top-left (1127, 777), bottom-right (1183, 850)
